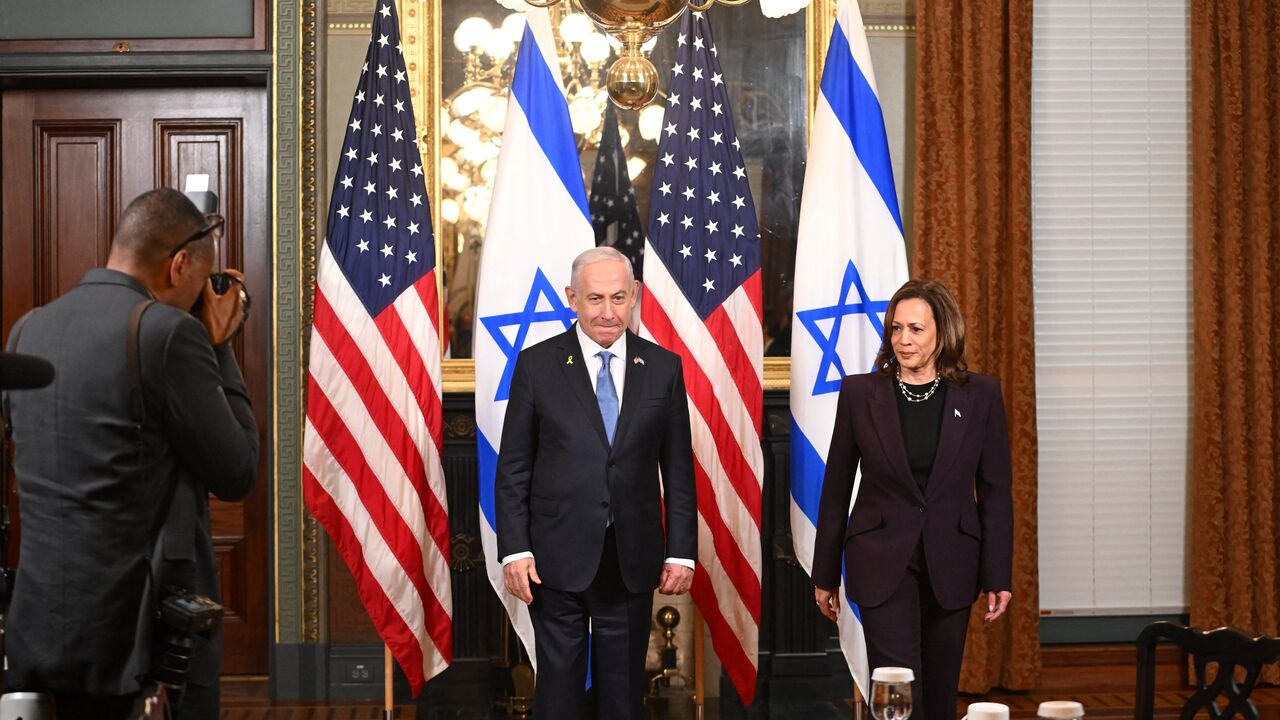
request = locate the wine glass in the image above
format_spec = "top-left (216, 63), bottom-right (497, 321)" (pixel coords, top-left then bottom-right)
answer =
top-left (868, 666), bottom-right (914, 720)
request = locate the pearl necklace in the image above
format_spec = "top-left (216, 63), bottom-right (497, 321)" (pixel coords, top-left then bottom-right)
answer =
top-left (896, 369), bottom-right (941, 403)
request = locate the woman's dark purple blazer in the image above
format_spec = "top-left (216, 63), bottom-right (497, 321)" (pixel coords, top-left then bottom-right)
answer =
top-left (811, 371), bottom-right (1014, 610)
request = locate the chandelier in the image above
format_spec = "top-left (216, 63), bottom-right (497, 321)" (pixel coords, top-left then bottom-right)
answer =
top-left (440, 5), bottom-right (667, 237)
top-left (510, 0), bottom-right (812, 109)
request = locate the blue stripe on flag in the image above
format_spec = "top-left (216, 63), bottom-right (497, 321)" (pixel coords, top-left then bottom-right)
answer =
top-left (478, 429), bottom-right (499, 530)
top-left (841, 563), bottom-right (863, 622)
top-left (790, 417), bottom-right (827, 527)
top-left (511, 23), bottom-right (590, 222)
top-left (819, 24), bottom-right (904, 236)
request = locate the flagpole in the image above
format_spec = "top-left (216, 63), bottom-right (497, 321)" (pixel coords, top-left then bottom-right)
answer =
top-left (384, 644), bottom-right (394, 719)
top-left (693, 604), bottom-right (705, 720)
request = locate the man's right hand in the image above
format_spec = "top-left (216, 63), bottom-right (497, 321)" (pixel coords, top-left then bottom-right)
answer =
top-left (815, 586), bottom-right (840, 622)
top-left (503, 557), bottom-right (541, 604)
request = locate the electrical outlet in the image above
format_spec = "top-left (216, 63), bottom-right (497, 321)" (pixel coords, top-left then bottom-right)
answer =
top-left (348, 662), bottom-right (373, 682)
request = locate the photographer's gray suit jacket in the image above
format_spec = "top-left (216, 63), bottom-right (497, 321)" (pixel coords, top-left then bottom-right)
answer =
top-left (4, 269), bottom-right (258, 695)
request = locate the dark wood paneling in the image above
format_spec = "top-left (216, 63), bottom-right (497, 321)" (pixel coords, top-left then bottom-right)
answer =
top-left (146, 91), bottom-right (271, 676)
top-left (36, 122), bottom-right (119, 301)
top-left (438, 401), bottom-right (506, 661)
top-left (155, 119), bottom-right (245, 271)
top-left (761, 394), bottom-right (833, 656)
top-left (1, 86), bottom-right (271, 675)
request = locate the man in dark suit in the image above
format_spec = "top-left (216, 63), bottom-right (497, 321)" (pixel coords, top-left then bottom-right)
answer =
top-left (3, 188), bottom-right (258, 720)
top-left (495, 247), bottom-right (697, 720)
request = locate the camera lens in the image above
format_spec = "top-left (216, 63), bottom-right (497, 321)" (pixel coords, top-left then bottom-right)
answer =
top-left (209, 273), bottom-right (234, 295)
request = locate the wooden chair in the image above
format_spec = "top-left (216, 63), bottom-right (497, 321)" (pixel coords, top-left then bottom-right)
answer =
top-left (1135, 621), bottom-right (1280, 720)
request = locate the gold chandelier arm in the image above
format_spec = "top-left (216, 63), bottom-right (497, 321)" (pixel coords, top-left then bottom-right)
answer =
top-left (687, 0), bottom-right (753, 8)
top-left (523, 0), bottom-right (563, 8)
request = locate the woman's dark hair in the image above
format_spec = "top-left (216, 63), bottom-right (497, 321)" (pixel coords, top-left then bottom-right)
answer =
top-left (873, 279), bottom-right (968, 384)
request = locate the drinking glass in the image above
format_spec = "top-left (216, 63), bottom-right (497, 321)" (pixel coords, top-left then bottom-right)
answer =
top-left (868, 667), bottom-right (914, 720)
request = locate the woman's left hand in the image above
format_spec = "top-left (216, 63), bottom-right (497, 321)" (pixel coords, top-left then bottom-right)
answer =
top-left (984, 590), bottom-right (1012, 622)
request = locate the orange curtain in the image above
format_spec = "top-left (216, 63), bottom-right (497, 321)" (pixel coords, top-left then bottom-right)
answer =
top-left (912, 0), bottom-right (1039, 692)
top-left (1189, 0), bottom-right (1280, 684)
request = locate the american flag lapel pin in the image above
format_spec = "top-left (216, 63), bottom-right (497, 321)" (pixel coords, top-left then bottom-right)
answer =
top-left (633, 356), bottom-right (644, 366)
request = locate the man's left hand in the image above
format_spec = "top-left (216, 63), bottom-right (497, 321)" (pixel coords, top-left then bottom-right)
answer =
top-left (658, 563), bottom-right (693, 595)
top-left (201, 268), bottom-right (246, 345)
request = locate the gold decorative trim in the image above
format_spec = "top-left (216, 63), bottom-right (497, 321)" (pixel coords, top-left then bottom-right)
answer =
top-left (763, 357), bottom-right (789, 391)
top-left (301, 0), bottom-right (321, 644)
top-left (440, 357), bottom-right (790, 393)
top-left (807, 0), bottom-right (837, 132)
top-left (328, 22), bottom-right (372, 30)
top-left (865, 23), bottom-right (916, 33)
top-left (442, 358), bottom-right (475, 395)
top-left (270, 0), bottom-right (284, 648)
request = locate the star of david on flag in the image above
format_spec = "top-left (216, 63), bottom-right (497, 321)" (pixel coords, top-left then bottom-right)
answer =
top-left (796, 260), bottom-right (893, 395)
top-left (479, 268), bottom-right (575, 402)
top-left (788, 0), bottom-right (909, 700)
top-left (472, 7), bottom-right (595, 669)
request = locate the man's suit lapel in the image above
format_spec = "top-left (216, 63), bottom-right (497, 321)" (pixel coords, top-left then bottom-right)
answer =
top-left (556, 328), bottom-right (611, 449)
top-left (924, 379), bottom-right (973, 497)
top-left (609, 331), bottom-right (645, 451)
top-left (868, 374), bottom-right (926, 503)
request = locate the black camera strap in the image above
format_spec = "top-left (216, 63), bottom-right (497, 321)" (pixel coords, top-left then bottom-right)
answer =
top-left (127, 300), bottom-right (180, 564)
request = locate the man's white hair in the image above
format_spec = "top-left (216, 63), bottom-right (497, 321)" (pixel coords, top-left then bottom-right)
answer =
top-left (570, 246), bottom-right (634, 292)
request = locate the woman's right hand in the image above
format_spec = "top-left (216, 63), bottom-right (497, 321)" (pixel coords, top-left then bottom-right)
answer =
top-left (815, 586), bottom-right (840, 622)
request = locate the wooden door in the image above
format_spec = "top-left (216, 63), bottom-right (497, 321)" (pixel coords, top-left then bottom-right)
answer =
top-left (1, 87), bottom-right (270, 674)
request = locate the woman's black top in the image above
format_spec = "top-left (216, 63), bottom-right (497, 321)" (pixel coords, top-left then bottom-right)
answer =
top-left (894, 378), bottom-right (947, 492)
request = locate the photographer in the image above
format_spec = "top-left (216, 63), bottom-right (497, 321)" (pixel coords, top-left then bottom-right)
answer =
top-left (3, 188), bottom-right (259, 719)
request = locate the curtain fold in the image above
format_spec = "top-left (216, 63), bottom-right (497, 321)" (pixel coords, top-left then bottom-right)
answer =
top-left (1189, 0), bottom-right (1280, 685)
top-left (912, 0), bottom-right (1040, 692)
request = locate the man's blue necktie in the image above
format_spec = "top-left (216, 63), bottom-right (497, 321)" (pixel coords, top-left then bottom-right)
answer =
top-left (596, 350), bottom-right (619, 444)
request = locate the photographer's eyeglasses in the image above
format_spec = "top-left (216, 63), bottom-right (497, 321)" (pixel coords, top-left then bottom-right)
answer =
top-left (169, 214), bottom-right (225, 259)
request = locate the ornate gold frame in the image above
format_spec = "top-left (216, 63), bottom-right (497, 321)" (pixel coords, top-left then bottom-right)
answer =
top-left (275, 0), bottom-right (911, 655)
top-left (404, 0), bottom-right (841, 394)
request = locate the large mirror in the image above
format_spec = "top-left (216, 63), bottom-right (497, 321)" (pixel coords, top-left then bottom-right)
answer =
top-left (324, 0), bottom-right (915, 390)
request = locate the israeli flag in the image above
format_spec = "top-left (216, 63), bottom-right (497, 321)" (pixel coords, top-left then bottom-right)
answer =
top-left (789, 0), bottom-right (908, 698)
top-left (474, 7), bottom-right (594, 668)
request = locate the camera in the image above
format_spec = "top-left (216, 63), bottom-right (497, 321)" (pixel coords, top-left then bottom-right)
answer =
top-left (147, 587), bottom-right (224, 705)
top-left (190, 271), bottom-right (252, 334)
top-left (208, 272), bottom-right (237, 297)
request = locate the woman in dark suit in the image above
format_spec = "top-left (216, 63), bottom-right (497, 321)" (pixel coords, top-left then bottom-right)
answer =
top-left (811, 280), bottom-right (1013, 720)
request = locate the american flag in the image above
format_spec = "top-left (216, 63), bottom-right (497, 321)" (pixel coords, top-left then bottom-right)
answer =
top-left (589, 103), bottom-right (646, 280)
top-left (638, 9), bottom-right (763, 706)
top-left (302, 0), bottom-right (452, 694)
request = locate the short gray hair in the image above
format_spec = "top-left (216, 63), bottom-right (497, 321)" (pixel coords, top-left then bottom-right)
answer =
top-left (570, 246), bottom-right (634, 292)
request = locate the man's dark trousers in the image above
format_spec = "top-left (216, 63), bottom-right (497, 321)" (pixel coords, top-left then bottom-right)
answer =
top-left (529, 527), bottom-right (651, 720)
